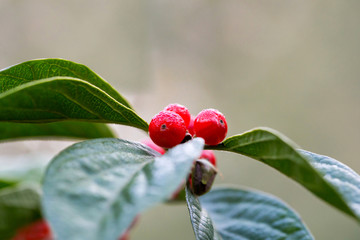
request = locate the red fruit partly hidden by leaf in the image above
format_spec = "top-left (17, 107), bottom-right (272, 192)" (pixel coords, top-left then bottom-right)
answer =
top-left (200, 150), bottom-right (216, 167)
top-left (194, 109), bottom-right (227, 146)
top-left (12, 220), bottom-right (52, 240)
top-left (149, 111), bottom-right (186, 148)
top-left (187, 115), bottom-right (196, 136)
top-left (118, 215), bottom-right (139, 240)
top-left (119, 231), bottom-right (130, 240)
top-left (142, 139), bottom-right (166, 155)
top-left (12, 217), bottom-right (138, 240)
top-left (164, 103), bottom-right (191, 127)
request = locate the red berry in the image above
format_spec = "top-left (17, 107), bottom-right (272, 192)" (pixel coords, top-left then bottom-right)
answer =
top-left (12, 220), bottom-right (52, 240)
top-left (200, 150), bottom-right (216, 166)
top-left (194, 109), bottom-right (227, 145)
top-left (149, 111), bottom-right (186, 148)
top-left (142, 139), bottom-right (166, 155)
top-left (164, 103), bottom-right (191, 127)
top-left (187, 115), bottom-right (196, 136)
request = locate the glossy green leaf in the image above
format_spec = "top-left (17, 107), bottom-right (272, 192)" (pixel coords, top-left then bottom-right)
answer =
top-left (200, 187), bottom-right (314, 240)
top-left (43, 138), bottom-right (204, 240)
top-left (185, 186), bottom-right (221, 240)
top-left (0, 77), bottom-right (148, 131)
top-left (209, 127), bottom-right (360, 222)
top-left (0, 58), bottom-right (132, 109)
top-left (0, 121), bottom-right (115, 141)
top-left (0, 185), bottom-right (42, 240)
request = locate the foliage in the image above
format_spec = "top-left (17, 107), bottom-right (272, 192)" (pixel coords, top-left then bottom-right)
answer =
top-left (0, 59), bottom-right (359, 240)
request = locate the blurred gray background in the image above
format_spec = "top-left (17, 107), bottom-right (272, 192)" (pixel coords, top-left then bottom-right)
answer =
top-left (1, 0), bottom-right (360, 239)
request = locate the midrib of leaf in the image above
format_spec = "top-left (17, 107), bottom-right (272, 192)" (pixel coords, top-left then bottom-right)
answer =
top-left (64, 80), bottom-right (131, 123)
top-left (223, 135), bottom-right (278, 151)
top-left (0, 108), bottom-right (68, 119)
top-left (96, 159), bottom-right (153, 233)
top-left (0, 76), bottom-right (148, 131)
top-left (43, 62), bottom-right (132, 109)
top-left (212, 139), bottom-right (304, 167)
top-left (43, 138), bottom-right (204, 240)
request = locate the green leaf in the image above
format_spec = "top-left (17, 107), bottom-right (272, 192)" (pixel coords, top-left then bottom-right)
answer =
top-left (0, 77), bottom-right (148, 131)
top-left (0, 58), bottom-right (132, 109)
top-left (209, 127), bottom-right (360, 222)
top-left (42, 138), bottom-right (204, 240)
top-left (0, 180), bottom-right (15, 190)
top-left (299, 150), bottom-right (360, 221)
top-left (0, 121), bottom-right (115, 141)
top-left (199, 186), bottom-right (314, 240)
top-left (0, 154), bottom-right (50, 195)
top-left (185, 186), bottom-right (221, 240)
top-left (0, 154), bottom-right (51, 186)
top-left (0, 185), bottom-right (42, 240)
top-left (0, 168), bottom-right (43, 188)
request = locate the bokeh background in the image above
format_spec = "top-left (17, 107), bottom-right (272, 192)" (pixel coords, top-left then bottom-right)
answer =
top-left (1, 0), bottom-right (360, 239)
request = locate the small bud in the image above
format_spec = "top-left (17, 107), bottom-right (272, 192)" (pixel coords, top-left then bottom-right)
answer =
top-left (190, 158), bottom-right (217, 196)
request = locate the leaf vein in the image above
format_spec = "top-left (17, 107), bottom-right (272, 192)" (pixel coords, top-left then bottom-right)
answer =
top-left (224, 137), bottom-right (278, 151)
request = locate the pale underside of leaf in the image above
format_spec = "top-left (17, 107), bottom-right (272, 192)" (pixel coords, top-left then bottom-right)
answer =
top-left (43, 138), bottom-right (204, 240)
top-left (185, 186), bottom-right (222, 240)
top-left (200, 186), bottom-right (314, 240)
top-left (299, 150), bottom-right (360, 220)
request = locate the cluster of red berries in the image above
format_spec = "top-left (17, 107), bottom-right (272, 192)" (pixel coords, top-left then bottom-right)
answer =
top-left (144, 138), bottom-right (217, 197)
top-left (147, 104), bottom-right (225, 196)
top-left (149, 104), bottom-right (228, 148)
